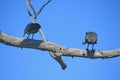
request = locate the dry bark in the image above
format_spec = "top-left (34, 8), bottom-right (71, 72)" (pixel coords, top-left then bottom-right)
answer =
top-left (0, 32), bottom-right (120, 70)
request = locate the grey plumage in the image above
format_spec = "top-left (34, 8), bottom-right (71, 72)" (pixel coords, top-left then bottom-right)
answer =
top-left (23, 23), bottom-right (41, 39)
top-left (82, 32), bottom-right (98, 50)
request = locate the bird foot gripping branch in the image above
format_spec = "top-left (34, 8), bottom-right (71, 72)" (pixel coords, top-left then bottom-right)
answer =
top-left (24, 0), bottom-right (67, 70)
top-left (82, 32), bottom-right (98, 51)
top-left (24, 0), bottom-right (43, 39)
top-left (23, 23), bottom-right (41, 39)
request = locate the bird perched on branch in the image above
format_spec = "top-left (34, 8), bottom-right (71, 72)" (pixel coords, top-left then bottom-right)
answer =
top-left (82, 32), bottom-right (98, 50)
top-left (23, 23), bottom-right (41, 39)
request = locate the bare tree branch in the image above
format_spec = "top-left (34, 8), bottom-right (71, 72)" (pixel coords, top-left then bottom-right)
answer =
top-left (25, 0), bottom-right (66, 69)
top-left (29, 0), bottom-right (37, 16)
top-left (0, 31), bottom-right (67, 69)
top-left (0, 32), bottom-right (120, 69)
top-left (49, 51), bottom-right (66, 70)
top-left (35, 0), bottom-right (51, 19)
top-left (26, 0), bottom-right (33, 22)
top-left (38, 29), bottom-right (47, 41)
top-left (38, 28), bottom-right (66, 68)
top-left (26, 0), bottom-right (51, 21)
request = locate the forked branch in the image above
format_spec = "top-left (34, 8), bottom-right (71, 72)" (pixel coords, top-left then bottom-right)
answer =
top-left (35, 0), bottom-right (51, 19)
top-left (29, 0), bottom-right (36, 15)
top-left (25, 0), bottom-right (66, 69)
top-left (26, 0), bottom-right (33, 21)
top-left (26, 0), bottom-right (51, 21)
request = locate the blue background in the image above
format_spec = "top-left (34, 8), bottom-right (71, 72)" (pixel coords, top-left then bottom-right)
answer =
top-left (0, 0), bottom-right (120, 80)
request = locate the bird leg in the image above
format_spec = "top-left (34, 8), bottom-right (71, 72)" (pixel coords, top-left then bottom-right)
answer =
top-left (27, 34), bottom-right (30, 39)
top-left (32, 33), bottom-right (34, 39)
top-left (92, 44), bottom-right (94, 51)
top-left (86, 44), bottom-right (89, 50)
top-left (23, 32), bottom-right (26, 37)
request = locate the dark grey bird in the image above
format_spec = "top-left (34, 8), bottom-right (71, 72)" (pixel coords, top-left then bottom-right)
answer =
top-left (23, 23), bottom-right (41, 39)
top-left (82, 32), bottom-right (98, 50)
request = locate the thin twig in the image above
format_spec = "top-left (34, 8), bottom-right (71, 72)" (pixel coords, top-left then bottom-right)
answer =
top-left (26, 0), bottom-right (33, 21)
top-left (34, 0), bottom-right (51, 19)
top-left (29, 0), bottom-right (37, 16)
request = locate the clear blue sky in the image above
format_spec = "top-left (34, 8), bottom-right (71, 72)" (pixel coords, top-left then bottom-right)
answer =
top-left (0, 0), bottom-right (120, 80)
